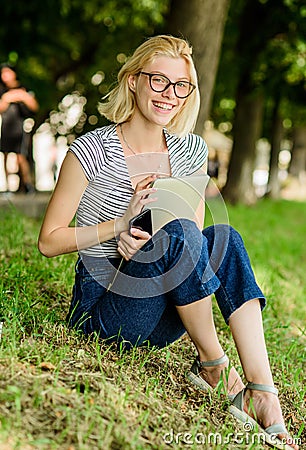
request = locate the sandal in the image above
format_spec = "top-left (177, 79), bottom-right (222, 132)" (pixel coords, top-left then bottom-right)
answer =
top-left (188, 353), bottom-right (236, 400)
top-left (230, 382), bottom-right (294, 450)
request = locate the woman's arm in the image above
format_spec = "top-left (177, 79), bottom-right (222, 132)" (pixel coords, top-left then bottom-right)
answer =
top-left (38, 152), bottom-right (121, 257)
top-left (0, 95), bottom-right (10, 113)
top-left (1, 88), bottom-right (39, 112)
top-left (38, 152), bottom-right (158, 258)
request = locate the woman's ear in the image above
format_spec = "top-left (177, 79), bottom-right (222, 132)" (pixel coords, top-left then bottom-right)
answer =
top-left (127, 74), bottom-right (136, 92)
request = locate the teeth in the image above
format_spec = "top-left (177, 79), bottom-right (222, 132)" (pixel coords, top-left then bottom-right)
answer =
top-left (154, 102), bottom-right (172, 110)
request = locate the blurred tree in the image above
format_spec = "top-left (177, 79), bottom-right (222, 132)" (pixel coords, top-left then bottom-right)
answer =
top-left (166, 0), bottom-right (230, 135)
top-left (289, 127), bottom-right (306, 178)
top-left (215, 0), bottom-right (306, 203)
top-left (0, 0), bottom-right (169, 137)
top-left (2, 0), bottom-right (306, 202)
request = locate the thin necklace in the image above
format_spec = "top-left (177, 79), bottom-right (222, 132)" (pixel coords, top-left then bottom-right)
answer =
top-left (120, 123), bottom-right (165, 155)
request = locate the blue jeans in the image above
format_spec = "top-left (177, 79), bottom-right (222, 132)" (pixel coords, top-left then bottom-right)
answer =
top-left (67, 220), bottom-right (265, 349)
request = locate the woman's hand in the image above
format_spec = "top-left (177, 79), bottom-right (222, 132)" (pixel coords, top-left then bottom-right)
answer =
top-left (115, 174), bottom-right (158, 260)
top-left (1, 89), bottom-right (39, 112)
top-left (115, 174), bottom-right (157, 235)
top-left (2, 89), bottom-right (26, 103)
top-left (117, 229), bottom-right (151, 261)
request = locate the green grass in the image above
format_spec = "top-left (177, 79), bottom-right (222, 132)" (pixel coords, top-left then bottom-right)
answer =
top-left (0, 199), bottom-right (305, 450)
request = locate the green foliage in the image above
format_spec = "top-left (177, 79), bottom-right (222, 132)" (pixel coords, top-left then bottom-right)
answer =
top-left (212, 0), bottom-right (306, 132)
top-left (2, 0), bottom-right (306, 140)
top-left (0, 0), bottom-right (169, 134)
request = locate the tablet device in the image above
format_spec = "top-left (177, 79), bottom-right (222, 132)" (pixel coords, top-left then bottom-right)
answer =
top-left (147, 174), bottom-right (209, 233)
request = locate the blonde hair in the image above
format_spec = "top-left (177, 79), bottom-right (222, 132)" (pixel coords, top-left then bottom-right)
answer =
top-left (99, 35), bottom-right (200, 137)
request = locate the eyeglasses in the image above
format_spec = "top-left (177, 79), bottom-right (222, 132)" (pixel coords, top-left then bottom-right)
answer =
top-left (139, 72), bottom-right (196, 98)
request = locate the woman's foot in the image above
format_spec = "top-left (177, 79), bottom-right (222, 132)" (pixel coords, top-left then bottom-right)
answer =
top-left (241, 387), bottom-right (299, 449)
top-left (188, 354), bottom-right (245, 397)
top-left (199, 360), bottom-right (245, 397)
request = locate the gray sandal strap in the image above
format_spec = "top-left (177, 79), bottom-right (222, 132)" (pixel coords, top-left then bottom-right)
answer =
top-left (189, 354), bottom-right (234, 399)
top-left (230, 383), bottom-right (291, 448)
top-left (231, 388), bottom-right (244, 409)
top-left (231, 382), bottom-right (279, 410)
top-left (246, 382), bottom-right (278, 396)
top-left (198, 353), bottom-right (228, 368)
top-left (265, 423), bottom-right (288, 435)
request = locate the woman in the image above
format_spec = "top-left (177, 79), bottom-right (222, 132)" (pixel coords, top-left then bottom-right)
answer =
top-left (38, 35), bottom-right (298, 449)
top-left (0, 64), bottom-right (39, 193)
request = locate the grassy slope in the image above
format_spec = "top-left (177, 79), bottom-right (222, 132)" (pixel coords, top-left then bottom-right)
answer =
top-left (0, 199), bottom-right (305, 450)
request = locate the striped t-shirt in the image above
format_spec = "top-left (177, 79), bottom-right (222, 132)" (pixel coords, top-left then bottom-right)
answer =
top-left (69, 124), bottom-right (208, 258)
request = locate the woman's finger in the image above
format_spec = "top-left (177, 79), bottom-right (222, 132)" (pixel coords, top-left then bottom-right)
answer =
top-left (135, 174), bottom-right (157, 193)
top-left (134, 186), bottom-right (157, 203)
top-left (118, 230), bottom-right (149, 260)
top-left (117, 240), bottom-right (132, 260)
top-left (139, 194), bottom-right (157, 207)
top-left (117, 246), bottom-right (129, 261)
top-left (129, 228), bottom-right (151, 240)
top-left (118, 233), bottom-right (138, 253)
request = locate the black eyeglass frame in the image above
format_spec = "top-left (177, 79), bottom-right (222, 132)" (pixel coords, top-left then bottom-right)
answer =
top-left (138, 71), bottom-right (196, 98)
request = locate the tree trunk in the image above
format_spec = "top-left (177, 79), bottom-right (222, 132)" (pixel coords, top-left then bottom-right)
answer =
top-left (267, 97), bottom-right (283, 199)
top-left (221, 0), bottom-right (290, 205)
top-left (222, 92), bottom-right (264, 204)
top-left (289, 127), bottom-right (306, 179)
top-left (166, 0), bottom-right (230, 134)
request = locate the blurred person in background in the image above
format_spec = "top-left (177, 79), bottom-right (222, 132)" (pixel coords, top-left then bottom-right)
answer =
top-left (0, 63), bottom-right (39, 194)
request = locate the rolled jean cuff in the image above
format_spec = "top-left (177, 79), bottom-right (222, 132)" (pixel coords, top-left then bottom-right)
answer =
top-left (217, 290), bottom-right (266, 325)
top-left (170, 274), bottom-right (221, 306)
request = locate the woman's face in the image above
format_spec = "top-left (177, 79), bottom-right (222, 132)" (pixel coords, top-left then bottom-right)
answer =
top-left (128, 55), bottom-right (191, 128)
top-left (1, 67), bottom-right (17, 87)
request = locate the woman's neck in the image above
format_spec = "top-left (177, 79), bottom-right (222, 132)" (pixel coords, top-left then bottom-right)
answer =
top-left (6, 80), bottom-right (20, 89)
top-left (119, 121), bottom-right (166, 155)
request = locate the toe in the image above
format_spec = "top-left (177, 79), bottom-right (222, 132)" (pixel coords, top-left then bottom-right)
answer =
top-left (279, 433), bottom-right (299, 450)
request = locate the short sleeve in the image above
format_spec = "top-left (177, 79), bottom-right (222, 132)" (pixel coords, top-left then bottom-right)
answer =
top-left (186, 133), bottom-right (208, 175)
top-left (68, 130), bottom-right (106, 181)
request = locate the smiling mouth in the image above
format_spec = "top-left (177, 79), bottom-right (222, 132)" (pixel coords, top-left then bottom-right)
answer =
top-left (153, 101), bottom-right (174, 111)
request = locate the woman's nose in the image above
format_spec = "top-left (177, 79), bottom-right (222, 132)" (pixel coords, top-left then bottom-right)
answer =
top-left (162, 84), bottom-right (176, 99)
